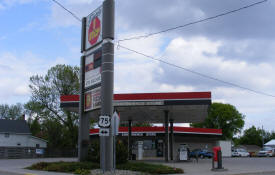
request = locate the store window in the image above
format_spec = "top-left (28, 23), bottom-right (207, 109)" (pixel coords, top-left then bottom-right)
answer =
top-left (143, 140), bottom-right (155, 150)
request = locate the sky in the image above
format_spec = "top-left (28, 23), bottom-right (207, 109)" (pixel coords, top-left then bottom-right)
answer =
top-left (0, 0), bottom-right (275, 131)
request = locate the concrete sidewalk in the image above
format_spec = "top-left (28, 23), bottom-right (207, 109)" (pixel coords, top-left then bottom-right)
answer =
top-left (162, 157), bottom-right (275, 175)
top-left (0, 158), bottom-right (76, 175)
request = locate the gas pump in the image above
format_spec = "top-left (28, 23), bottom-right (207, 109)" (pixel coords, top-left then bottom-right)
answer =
top-left (137, 141), bottom-right (143, 160)
top-left (178, 144), bottom-right (188, 161)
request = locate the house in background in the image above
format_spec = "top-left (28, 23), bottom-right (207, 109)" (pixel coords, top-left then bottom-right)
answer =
top-left (235, 144), bottom-right (261, 156)
top-left (264, 139), bottom-right (275, 148)
top-left (0, 119), bottom-right (47, 158)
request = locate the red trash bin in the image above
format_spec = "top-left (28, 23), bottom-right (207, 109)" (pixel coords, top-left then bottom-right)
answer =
top-left (213, 146), bottom-right (221, 162)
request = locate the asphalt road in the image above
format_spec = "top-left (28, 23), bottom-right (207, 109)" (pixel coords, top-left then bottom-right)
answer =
top-left (162, 157), bottom-right (275, 175)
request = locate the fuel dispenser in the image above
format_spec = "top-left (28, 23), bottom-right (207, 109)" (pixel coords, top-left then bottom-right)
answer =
top-left (178, 144), bottom-right (188, 161)
top-left (212, 146), bottom-right (226, 171)
top-left (137, 141), bottom-right (143, 160)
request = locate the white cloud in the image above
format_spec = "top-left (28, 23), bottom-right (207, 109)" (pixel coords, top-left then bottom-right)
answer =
top-left (158, 84), bottom-right (194, 92)
top-left (48, 0), bottom-right (102, 27)
top-left (0, 0), bottom-right (35, 10)
top-left (163, 37), bottom-right (275, 91)
top-left (0, 51), bottom-right (67, 104)
top-left (115, 35), bottom-right (275, 131)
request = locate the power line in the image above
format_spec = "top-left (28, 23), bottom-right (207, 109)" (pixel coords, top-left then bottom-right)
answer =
top-left (118, 0), bottom-right (268, 42)
top-left (48, 0), bottom-right (274, 98)
top-left (50, 0), bottom-right (82, 22)
top-left (118, 44), bottom-right (275, 98)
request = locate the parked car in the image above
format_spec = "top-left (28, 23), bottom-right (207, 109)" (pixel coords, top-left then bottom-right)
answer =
top-left (257, 147), bottom-right (275, 157)
top-left (232, 148), bottom-right (250, 157)
top-left (189, 149), bottom-right (213, 159)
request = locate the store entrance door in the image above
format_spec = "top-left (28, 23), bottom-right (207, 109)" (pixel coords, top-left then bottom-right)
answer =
top-left (156, 140), bottom-right (164, 157)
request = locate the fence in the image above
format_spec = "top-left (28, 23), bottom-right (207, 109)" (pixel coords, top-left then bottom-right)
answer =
top-left (0, 147), bottom-right (77, 159)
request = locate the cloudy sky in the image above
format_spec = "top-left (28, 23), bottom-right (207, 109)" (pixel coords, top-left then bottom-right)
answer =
top-left (1, 0), bottom-right (275, 131)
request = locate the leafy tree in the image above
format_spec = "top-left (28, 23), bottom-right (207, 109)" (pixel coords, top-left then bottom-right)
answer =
top-left (264, 131), bottom-right (275, 143)
top-left (27, 116), bottom-right (42, 137)
top-left (239, 126), bottom-right (263, 147)
top-left (25, 64), bottom-right (80, 149)
top-left (0, 103), bottom-right (24, 120)
top-left (191, 102), bottom-right (245, 140)
top-left (237, 126), bottom-right (275, 147)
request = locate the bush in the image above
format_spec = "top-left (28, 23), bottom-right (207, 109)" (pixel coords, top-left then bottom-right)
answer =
top-left (74, 168), bottom-right (91, 175)
top-left (117, 162), bottom-right (184, 174)
top-left (116, 140), bottom-right (128, 164)
top-left (27, 161), bottom-right (183, 174)
top-left (27, 161), bottom-right (99, 172)
top-left (87, 141), bottom-right (100, 163)
top-left (28, 162), bottom-right (49, 170)
top-left (87, 139), bottom-right (128, 164)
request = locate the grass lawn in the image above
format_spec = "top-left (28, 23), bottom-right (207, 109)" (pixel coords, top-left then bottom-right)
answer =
top-left (26, 161), bottom-right (183, 174)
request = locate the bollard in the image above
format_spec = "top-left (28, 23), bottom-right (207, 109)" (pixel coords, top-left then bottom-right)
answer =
top-left (217, 150), bottom-right (222, 169)
top-left (212, 156), bottom-right (214, 169)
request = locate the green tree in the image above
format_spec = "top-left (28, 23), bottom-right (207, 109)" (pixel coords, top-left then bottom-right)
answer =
top-left (27, 116), bottom-right (42, 137)
top-left (265, 131), bottom-right (275, 143)
top-left (0, 103), bottom-right (24, 120)
top-left (239, 126), bottom-right (263, 146)
top-left (25, 64), bottom-right (80, 149)
top-left (191, 102), bottom-right (245, 140)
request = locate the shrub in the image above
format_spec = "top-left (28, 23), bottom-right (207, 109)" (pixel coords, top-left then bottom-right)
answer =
top-left (74, 168), bottom-right (91, 175)
top-left (116, 140), bottom-right (128, 164)
top-left (87, 139), bottom-right (128, 164)
top-left (117, 162), bottom-right (184, 174)
top-left (27, 162), bottom-right (49, 170)
top-left (27, 161), bottom-right (183, 174)
top-left (27, 161), bottom-right (99, 172)
top-left (87, 140), bottom-right (100, 163)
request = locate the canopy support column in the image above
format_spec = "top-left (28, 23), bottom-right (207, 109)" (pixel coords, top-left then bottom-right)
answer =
top-left (169, 119), bottom-right (174, 161)
top-left (128, 120), bottom-right (132, 160)
top-left (164, 110), bottom-right (169, 162)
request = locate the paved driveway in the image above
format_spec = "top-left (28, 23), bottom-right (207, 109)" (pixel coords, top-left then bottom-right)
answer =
top-left (162, 157), bottom-right (275, 175)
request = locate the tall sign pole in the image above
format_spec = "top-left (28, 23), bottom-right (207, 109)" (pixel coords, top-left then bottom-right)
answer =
top-left (79, 0), bottom-right (114, 172)
top-left (101, 0), bottom-right (115, 171)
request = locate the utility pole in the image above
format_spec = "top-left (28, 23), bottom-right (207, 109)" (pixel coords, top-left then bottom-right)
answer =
top-left (262, 125), bottom-right (264, 147)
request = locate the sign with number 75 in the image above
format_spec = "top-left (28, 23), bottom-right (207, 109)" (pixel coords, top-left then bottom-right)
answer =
top-left (98, 115), bottom-right (111, 128)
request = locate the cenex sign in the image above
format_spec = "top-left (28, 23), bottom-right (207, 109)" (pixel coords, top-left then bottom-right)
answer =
top-left (85, 6), bottom-right (103, 50)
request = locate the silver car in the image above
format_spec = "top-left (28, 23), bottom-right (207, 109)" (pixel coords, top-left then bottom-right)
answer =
top-left (257, 147), bottom-right (274, 157)
top-left (232, 148), bottom-right (250, 157)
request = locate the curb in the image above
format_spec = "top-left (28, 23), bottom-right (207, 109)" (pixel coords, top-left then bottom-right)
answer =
top-left (0, 170), bottom-right (35, 175)
top-left (232, 171), bottom-right (275, 175)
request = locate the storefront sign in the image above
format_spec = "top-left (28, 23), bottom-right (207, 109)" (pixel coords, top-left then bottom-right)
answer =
top-left (85, 6), bottom-right (103, 50)
top-left (84, 87), bottom-right (101, 111)
top-left (35, 149), bottom-right (44, 155)
top-left (122, 133), bottom-right (143, 136)
top-left (146, 133), bottom-right (156, 136)
top-left (85, 47), bottom-right (102, 89)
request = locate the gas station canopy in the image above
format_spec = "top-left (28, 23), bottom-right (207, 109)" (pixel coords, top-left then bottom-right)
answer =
top-left (60, 92), bottom-right (211, 123)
